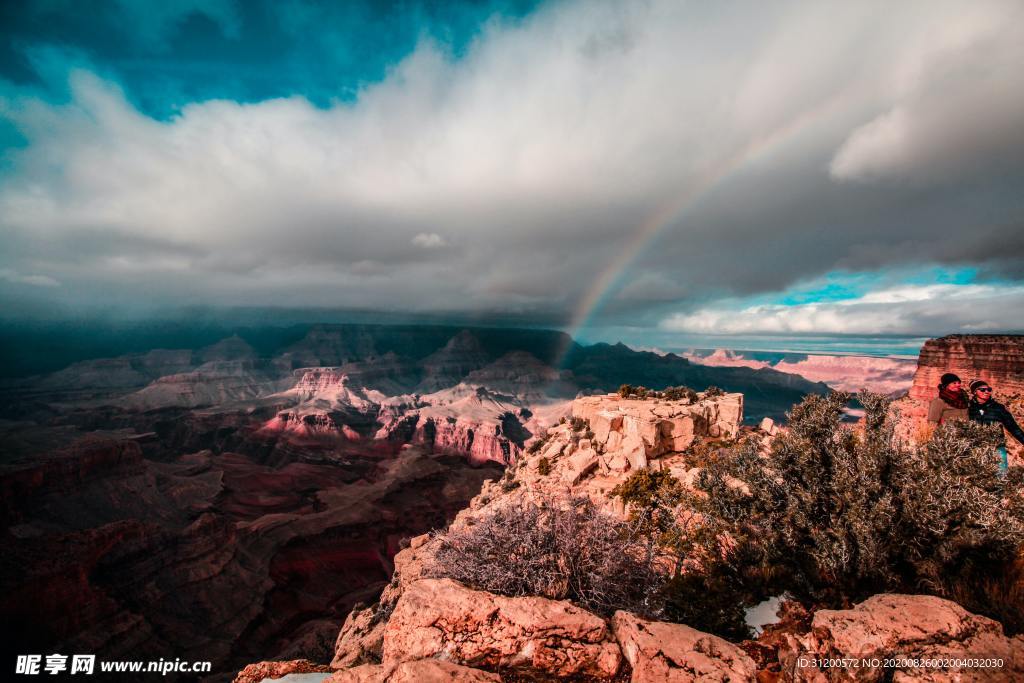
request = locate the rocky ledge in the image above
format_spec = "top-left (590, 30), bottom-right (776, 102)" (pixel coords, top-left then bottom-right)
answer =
top-left (238, 392), bottom-right (1024, 682)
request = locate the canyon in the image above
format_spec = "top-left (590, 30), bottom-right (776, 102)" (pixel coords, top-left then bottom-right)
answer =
top-left (0, 323), bottom-right (827, 679)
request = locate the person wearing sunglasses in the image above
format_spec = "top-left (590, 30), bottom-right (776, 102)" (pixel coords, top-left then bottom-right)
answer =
top-left (968, 380), bottom-right (1024, 475)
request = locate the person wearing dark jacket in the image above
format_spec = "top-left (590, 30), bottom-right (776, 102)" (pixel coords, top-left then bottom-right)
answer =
top-left (968, 379), bottom-right (1024, 474)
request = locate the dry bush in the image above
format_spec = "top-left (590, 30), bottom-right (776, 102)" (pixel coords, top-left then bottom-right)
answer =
top-left (430, 496), bottom-right (661, 616)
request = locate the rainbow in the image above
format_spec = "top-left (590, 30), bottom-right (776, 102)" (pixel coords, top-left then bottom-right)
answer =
top-left (552, 89), bottom-right (856, 369)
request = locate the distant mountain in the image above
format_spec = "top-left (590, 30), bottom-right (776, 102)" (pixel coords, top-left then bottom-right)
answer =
top-left (684, 348), bottom-right (917, 397)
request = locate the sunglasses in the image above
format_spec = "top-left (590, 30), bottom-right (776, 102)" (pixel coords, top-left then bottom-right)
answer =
top-left (976, 388), bottom-right (993, 393)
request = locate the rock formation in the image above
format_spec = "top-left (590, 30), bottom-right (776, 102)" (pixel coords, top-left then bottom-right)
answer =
top-left (310, 392), bottom-right (1024, 683)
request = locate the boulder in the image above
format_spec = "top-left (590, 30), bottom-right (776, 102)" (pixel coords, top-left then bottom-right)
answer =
top-left (665, 416), bottom-right (696, 451)
top-left (788, 594), bottom-right (1024, 681)
top-left (234, 659), bottom-right (331, 683)
top-left (561, 448), bottom-right (600, 485)
top-left (382, 578), bottom-right (622, 678)
top-left (327, 660), bottom-right (499, 682)
top-left (331, 606), bottom-right (385, 669)
top-left (611, 611), bottom-right (756, 682)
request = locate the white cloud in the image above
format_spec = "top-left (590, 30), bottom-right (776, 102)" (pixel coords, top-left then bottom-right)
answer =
top-left (661, 284), bottom-right (1024, 336)
top-left (0, 268), bottom-right (61, 288)
top-left (412, 232), bottom-right (446, 249)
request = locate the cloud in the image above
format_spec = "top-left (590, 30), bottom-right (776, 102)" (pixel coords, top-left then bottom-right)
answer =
top-left (412, 232), bottom-right (446, 249)
top-left (0, 0), bottom-right (1022, 330)
top-left (661, 283), bottom-right (1024, 336)
top-left (0, 268), bottom-right (60, 288)
top-left (829, 1), bottom-right (1024, 183)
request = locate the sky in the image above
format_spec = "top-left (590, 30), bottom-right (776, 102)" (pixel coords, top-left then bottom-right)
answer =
top-left (1, 0), bottom-right (1023, 356)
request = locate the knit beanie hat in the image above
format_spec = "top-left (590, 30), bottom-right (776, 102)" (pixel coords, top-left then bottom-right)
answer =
top-left (939, 373), bottom-right (961, 389)
top-left (969, 379), bottom-right (991, 392)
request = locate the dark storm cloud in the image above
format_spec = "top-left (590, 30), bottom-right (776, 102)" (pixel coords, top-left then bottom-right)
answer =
top-left (0, 0), bottom-right (1022, 335)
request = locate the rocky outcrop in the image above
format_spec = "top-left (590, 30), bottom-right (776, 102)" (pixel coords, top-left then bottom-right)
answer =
top-left (383, 578), bottom-right (622, 678)
top-left (233, 658), bottom-right (330, 683)
top-left (908, 336), bottom-right (1024, 403)
top-left (322, 394), bottom-right (756, 680)
top-left (612, 611), bottom-right (756, 682)
top-left (573, 391), bottom-right (743, 470)
top-left (327, 659), bottom-right (501, 682)
top-left (781, 593), bottom-right (1024, 681)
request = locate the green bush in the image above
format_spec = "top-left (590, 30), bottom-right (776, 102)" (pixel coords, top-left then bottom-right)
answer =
top-left (703, 385), bottom-right (725, 398)
top-left (617, 384), bottom-right (699, 402)
top-left (527, 434), bottom-right (549, 454)
top-left (685, 392), bottom-right (1024, 611)
top-left (570, 416), bottom-right (589, 432)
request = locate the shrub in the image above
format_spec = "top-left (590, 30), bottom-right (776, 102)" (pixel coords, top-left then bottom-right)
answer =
top-left (570, 416), bottom-right (589, 432)
top-left (527, 434), bottom-right (549, 454)
top-left (662, 385), bottom-right (699, 403)
top-left (618, 384), bottom-right (698, 403)
top-left (685, 392), bottom-right (1024, 611)
top-left (430, 496), bottom-right (661, 616)
top-left (612, 469), bottom-right (686, 559)
top-left (537, 457), bottom-right (551, 475)
top-left (703, 385), bottom-right (725, 399)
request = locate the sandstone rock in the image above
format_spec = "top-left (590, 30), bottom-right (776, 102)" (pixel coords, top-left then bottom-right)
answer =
top-left (573, 394), bottom-right (743, 462)
top-left (620, 435), bottom-right (649, 470)
top-left (388, 660), bottom-right (500, 682)
top-left (331, 607), bottom-right (385, 669)
top-left (234, 659), bottom-right (331, 683)
top-left (789, 593), bottom-right (1024, 681)
top-left (327, 660), bottom-right (499, 682)
top-left (382, 578), bottom-right (622, 678)
top-left (562, 448), bottom-right (599, 485)
top-left (611, 610), bottom-right (757, 682)
top-left (759, 417), bottom-right (775, 433)
top-left (324, 664), bottom-right (384, 682)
